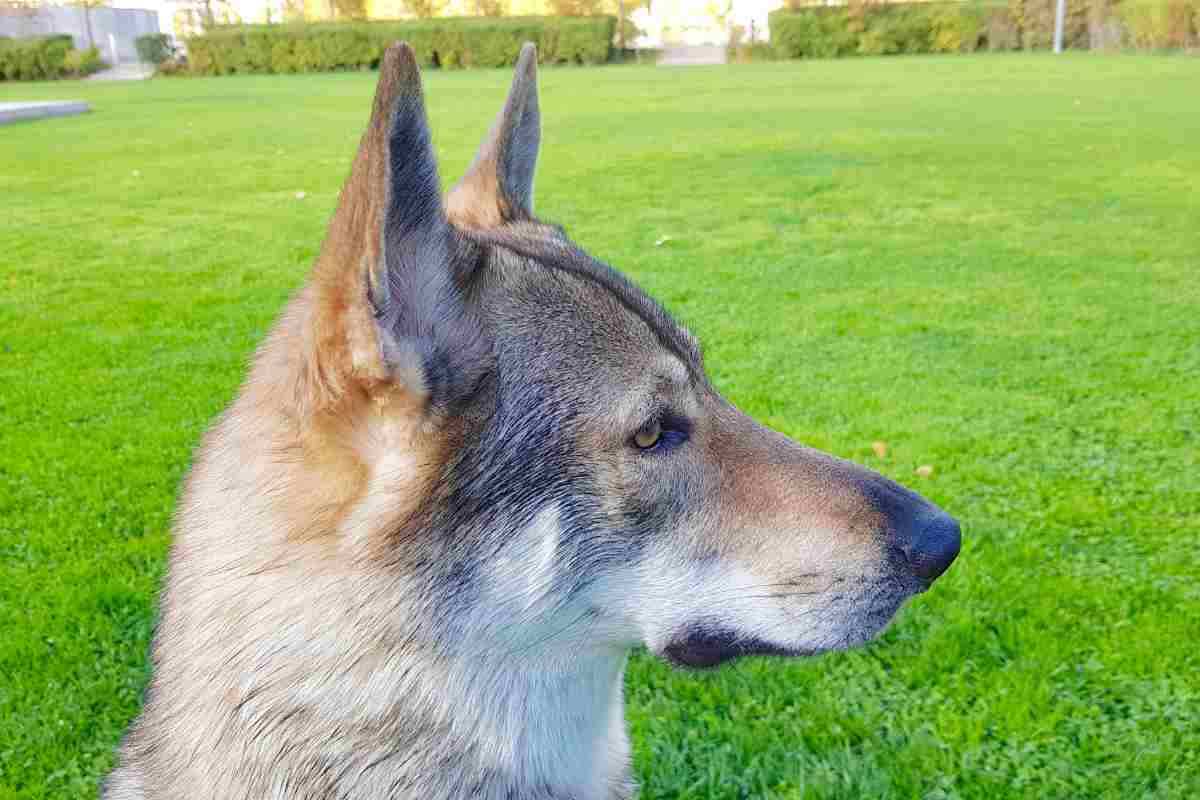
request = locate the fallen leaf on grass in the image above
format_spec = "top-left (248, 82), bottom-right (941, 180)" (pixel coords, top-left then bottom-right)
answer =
top-left (915, 465), bottom-right (935, 478)
top-left (871, 440), bottom-right (888, 459)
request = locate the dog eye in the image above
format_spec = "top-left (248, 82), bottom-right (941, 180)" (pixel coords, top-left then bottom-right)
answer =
top-left (634, 420), bottom-right (662, 450)
top-left (632, 413), bottom-right (691, 452)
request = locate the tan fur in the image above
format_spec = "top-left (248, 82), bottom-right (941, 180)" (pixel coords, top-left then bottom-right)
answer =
top-left (707, 410), bottom-right (890, 573)
top-left (446, 44), bottom-right (538, 229)
top-left (105, 46), bottom-right (465, 798)
top-left (447, 162), bottom-right (508, 229)
top-left (105, 41), bottom-right (957, 800)
top-left (295, 45), bottom-right (419, 414)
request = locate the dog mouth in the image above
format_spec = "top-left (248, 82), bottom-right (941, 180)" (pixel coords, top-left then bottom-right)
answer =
top-left (658, 582), bottom-right (917, 669)
top-left (660, 627), bottom-right (807, 669)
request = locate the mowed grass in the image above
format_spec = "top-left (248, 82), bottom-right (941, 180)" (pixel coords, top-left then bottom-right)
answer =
top-left (2, 54), bottom-right (1199, 799)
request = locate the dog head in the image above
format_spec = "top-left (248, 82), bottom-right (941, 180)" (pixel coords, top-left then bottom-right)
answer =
top-left (295, 43), bottom-right (959, 670)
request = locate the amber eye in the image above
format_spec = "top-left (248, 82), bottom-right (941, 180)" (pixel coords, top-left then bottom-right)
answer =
top-left (634, 419), bottom-right (662, 450)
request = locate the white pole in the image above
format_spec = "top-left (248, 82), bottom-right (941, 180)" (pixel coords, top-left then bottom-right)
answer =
top-left (1053, 0), bottom-right (1066, 53)
top-left (108, 32), bottom-right (120, 65)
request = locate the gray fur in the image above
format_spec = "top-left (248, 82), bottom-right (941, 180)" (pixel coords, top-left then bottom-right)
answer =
top-left (103, 41), bottom-right (959, 800)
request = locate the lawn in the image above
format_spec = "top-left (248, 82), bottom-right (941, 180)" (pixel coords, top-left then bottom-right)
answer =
top-left (2, 54), bottom-right (1198, 799)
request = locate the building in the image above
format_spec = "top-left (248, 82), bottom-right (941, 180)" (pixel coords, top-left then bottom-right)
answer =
top-left (0, 3), bottom-right (160, 62)
top-left (119, 0), bottom-right (784, 49)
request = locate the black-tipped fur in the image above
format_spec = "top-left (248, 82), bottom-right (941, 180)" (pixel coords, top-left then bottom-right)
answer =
top-left (490, 44), bottom-right (541, 216)
top-left (448, 43), bottom-right (541, 228)
top-left (372, 45), bottom-right (488, 409)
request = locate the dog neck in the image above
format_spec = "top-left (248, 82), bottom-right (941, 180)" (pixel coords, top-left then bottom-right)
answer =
top-left (387, 508), bottom-right (637, 799)
top-left (422, 642), bottom-right (636, 800)
top-left (128, 366), bottom-right (640, 800)
top-left (274, 585), bottom-right (637, 800)
top-left (145, 518), bottom-right (638, 799)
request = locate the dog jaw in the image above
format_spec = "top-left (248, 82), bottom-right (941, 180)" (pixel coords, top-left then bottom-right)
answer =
top-left (607, 542), bottom-right (920, 670)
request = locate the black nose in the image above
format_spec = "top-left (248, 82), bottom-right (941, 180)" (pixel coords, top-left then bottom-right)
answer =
top-left (900, 511), bottom-right (961, 582)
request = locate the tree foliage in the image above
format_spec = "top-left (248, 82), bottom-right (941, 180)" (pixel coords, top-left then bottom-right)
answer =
top-left (333, 0), bottom-right (368, 20)
top-left (546, 0), bottom-right (607, 16)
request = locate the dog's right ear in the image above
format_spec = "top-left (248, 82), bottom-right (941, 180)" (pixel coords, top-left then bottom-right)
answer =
top-left (302, 42), bottom-right (485, 416)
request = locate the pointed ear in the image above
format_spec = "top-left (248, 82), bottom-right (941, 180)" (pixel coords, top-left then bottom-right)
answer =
top-left (374, 43), bottom-right (488, 410)
top-left (301, 42), bottom-right (485, 415)
top-left (446, 43), bottom-right (541, 229)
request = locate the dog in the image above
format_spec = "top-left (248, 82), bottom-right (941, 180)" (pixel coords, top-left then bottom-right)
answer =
top-left (103, 42), bottom-right (960, 800)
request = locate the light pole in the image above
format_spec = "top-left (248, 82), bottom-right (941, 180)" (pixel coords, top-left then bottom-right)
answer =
top-left (1053, 0), bottom-right (1066, 53)
top-left (618, 0), bottom-right (625, 50)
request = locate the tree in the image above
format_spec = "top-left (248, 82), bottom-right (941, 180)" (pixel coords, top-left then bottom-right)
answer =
top-left (405, 0), bottom-right (447, 18)
top-left (280, 0), bottom-right (305, 23)
top-left (171, 0), bottom-right (240, 40)
top-left (333, 0), bottom-right (367, 20)
top-left (474, 0), bottom-right (507, 17)
top-left (546, 0), bottom-right (606, 16)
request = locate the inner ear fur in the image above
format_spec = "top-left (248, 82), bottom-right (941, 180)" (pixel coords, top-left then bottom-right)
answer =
top-left (446, 43), bottom-right (541, 229)
top-left (295, 41), bottom-right (487, 419)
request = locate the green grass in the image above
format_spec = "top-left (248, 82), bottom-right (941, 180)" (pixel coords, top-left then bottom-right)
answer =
top-left (2, 54), bottom-right (1198, 799)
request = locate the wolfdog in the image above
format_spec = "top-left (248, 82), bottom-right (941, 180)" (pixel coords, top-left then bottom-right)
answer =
top-left (103, 42), bottom-right (960, 800)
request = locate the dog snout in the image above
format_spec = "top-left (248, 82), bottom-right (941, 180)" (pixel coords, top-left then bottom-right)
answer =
top-left (896, 509), bottom-right (961, 582)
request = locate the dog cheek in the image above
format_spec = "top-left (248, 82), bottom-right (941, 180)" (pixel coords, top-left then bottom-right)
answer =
top-left (482, 504), bottom-right (563, 613)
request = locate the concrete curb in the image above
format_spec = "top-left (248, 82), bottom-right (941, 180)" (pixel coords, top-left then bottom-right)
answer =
top-left (0, 100), bottom-right (91, 126)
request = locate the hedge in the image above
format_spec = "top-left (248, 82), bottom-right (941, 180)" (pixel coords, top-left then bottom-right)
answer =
top-left (0, 35), bottom-right (106, 81)
top-left (1118, 0), bottom-right (1200, 49)
top-left (136, 33), bottom-right (176, 66)
top-left (772, 3), bottom-right (1024, 57)
top-left (769, 0), bottom-right (1199, 57)
top-left (185, 16), bottom-right (616, 76)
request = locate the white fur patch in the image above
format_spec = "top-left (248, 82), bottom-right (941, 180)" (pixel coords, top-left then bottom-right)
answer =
top-left (590, 539), bottom-right (878, 657)
top-left (458, 504), bottom-right (632, 799)
top-left (487, 504), bottom-right (562, 612)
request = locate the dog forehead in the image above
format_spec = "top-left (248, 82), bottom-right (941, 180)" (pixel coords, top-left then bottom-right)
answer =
top-left (479, 237), bottom-right (701, 377)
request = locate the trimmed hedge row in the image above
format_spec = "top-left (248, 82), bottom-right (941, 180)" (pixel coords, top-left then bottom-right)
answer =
top-left (1118, 0), bottom-right (1200, 49)
top-left (770, 0), bottom-right (1199, 57)
top-left (772, 3), bottom-right (1022, 57)
top-left (0, 35), bottom-right (106, 81)
top-left (185, 16), bottom-right (616, 75)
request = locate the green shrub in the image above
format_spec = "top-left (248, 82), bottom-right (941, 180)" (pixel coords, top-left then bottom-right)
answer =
top-left (1008, 0), bottom-right (1091, 49)
top-left (770, 0), bottom-right (1200, 55)
top-left (63, 46), bottom-right (107, 77)
top-left (772, 4), bottom-right (953, 58)
top-left (135, 33), bottom-right (175, 65)
top-left (0, 35), bottom-right (78, 81)
top-left (728, 40), bottom-right (779, 62)
top-left (940, 3), bottom-right (988, 51)
top-left (1120, 0), bottom-right (1200, 48)
top-left (154, 57), bottom-right (188, 76)
top-left (982, 5), bottom-right (1021, 49)
top-left (771, 9), bottom-right (855, 58)
top-left (185, 16), bottom-right (616, 76)
top-left (891, 6), bottom-right (940, 52)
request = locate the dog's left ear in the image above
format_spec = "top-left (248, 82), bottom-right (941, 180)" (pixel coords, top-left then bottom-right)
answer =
top-left (446, 43), bottom-right (540, 228)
